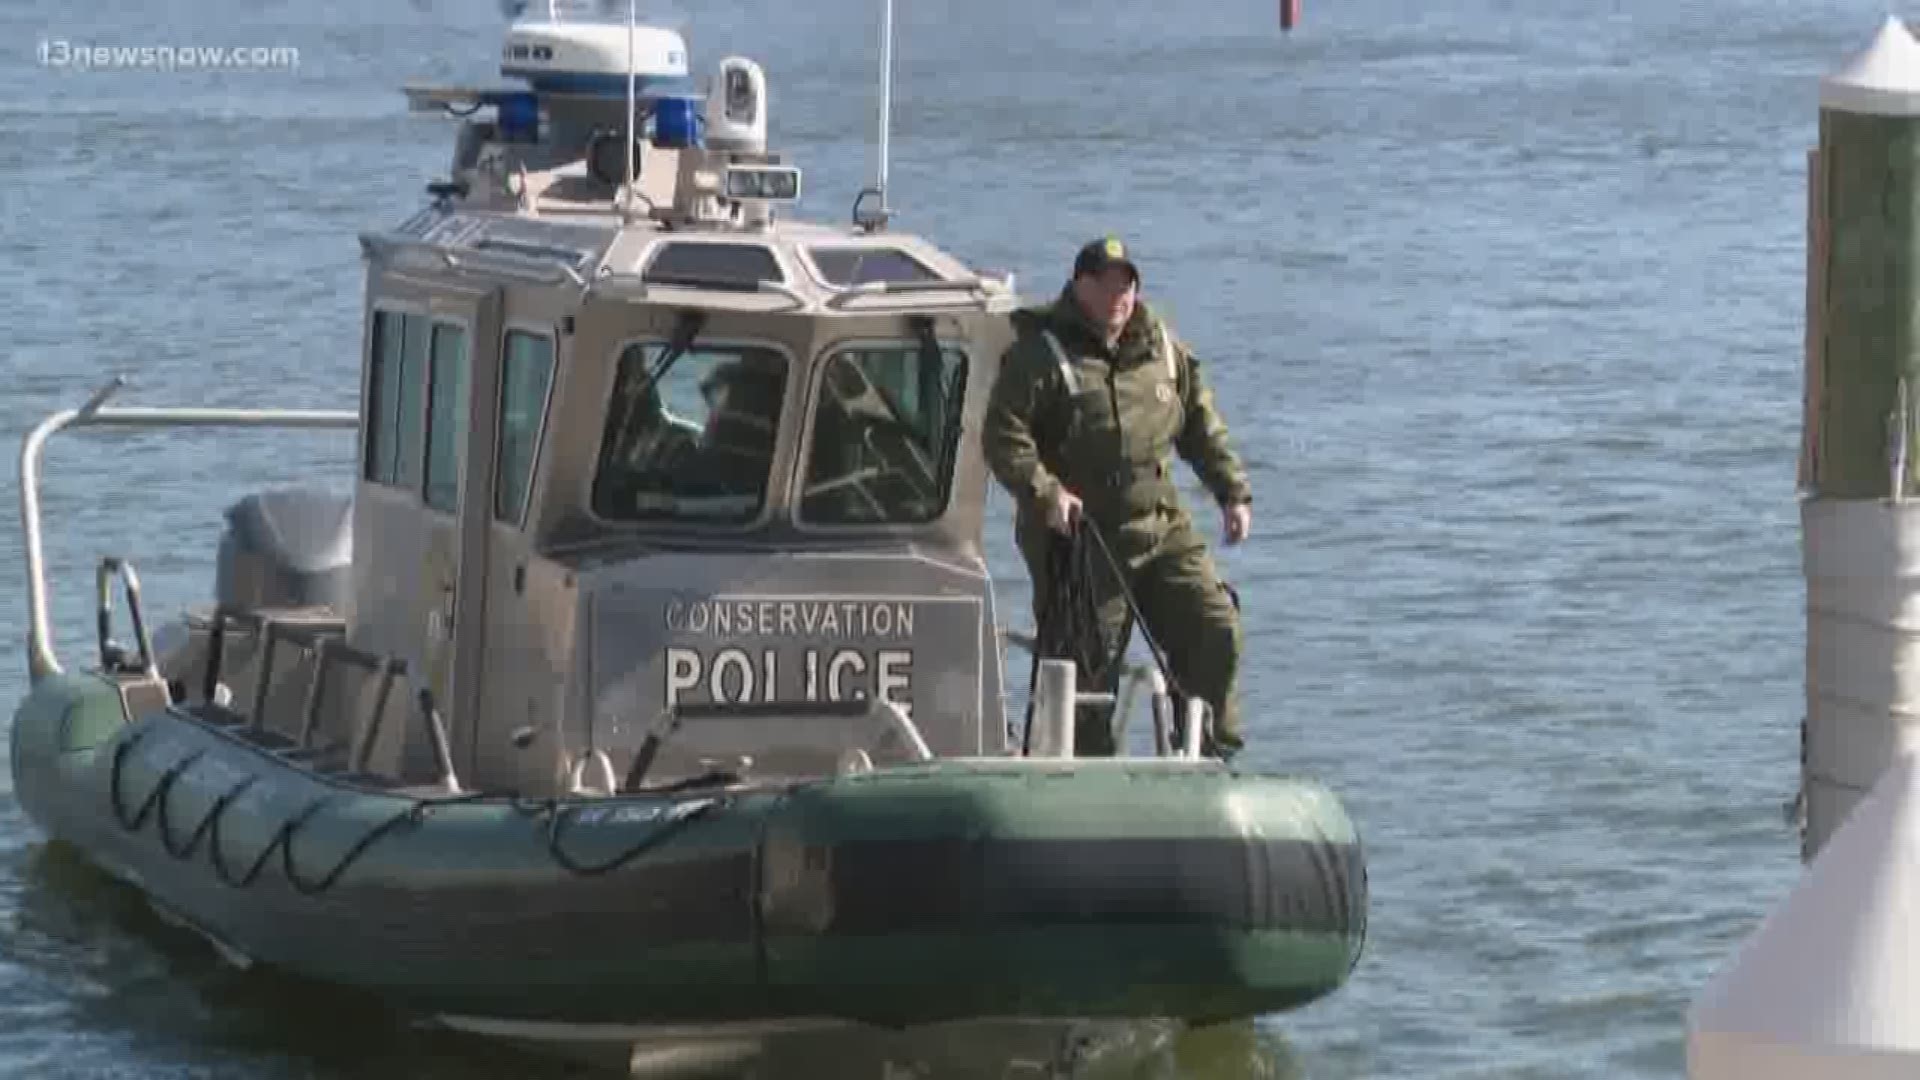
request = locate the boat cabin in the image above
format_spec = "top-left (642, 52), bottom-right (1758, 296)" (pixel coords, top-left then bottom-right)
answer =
top-left (176, 24), bottom-right (1030, 799)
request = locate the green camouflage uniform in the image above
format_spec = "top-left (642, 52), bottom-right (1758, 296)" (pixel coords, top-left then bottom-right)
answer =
top-left (982, 287), bottom-right (1252, 757)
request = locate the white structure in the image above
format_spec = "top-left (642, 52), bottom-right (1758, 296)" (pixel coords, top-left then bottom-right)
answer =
top-left (499, 12), bottom-right (689, 94)
top-left (1689, 18), bottom-right (1920, 1080)
top-left (1687, 755), bottom-right (1920, 1078)
top-left (1801, 15), bottom-right (1920, 860)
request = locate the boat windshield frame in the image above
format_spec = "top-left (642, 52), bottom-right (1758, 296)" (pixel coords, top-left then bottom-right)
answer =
top-left (586, 333), bottom-right (797, 532)
top-left (792, 331), bottom-right (971, 533)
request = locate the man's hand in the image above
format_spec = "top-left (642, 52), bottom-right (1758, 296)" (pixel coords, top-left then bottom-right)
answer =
top-left (1046, 488), bottom-right (1084, 534)
top-left (1223, 501), bottom-right (1251, 545)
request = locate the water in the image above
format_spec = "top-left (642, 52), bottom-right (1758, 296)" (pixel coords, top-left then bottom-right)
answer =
top-left (0, 0), bottom-right (1876, 1074)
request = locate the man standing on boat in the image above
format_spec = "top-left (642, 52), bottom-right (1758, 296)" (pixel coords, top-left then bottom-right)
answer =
top-left (983, 236), bottom-right (1253, 759)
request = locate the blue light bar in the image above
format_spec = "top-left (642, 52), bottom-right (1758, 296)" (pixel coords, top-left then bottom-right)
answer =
top-left (652, 96), bottom-right (703, 149)
top-left (497, 91), bottom-right (540, 143)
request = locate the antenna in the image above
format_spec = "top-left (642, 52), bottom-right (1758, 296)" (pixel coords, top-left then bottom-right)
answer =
top-left (853, 0), bottom-right (895, 231)
top-left (622, 0), bottom-right (639, 221)
top-left (877, 0), bottom-right (892, 203)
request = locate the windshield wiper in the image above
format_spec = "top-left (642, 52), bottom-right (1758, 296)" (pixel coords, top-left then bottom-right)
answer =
top-left (646, 308), bottom-right (708, 390)
top-left (911, 314), bottom-right (964, 479)
top-left (595, 308), bottom-right (708, 496)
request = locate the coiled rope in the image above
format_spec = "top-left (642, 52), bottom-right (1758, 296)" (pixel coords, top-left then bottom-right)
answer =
top-left (1020, 519), bottom-right (1185, 753)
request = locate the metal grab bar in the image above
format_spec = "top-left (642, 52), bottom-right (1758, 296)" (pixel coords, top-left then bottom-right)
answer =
top-left (360, 234), bottom-right (589, 289)
top-left (823, 276), bottom-right (986, 309)
top-left (620, 697), bottom-right (933, 791)
top-left (19, 375), bottom-right (357, 682)
top-left (822, 274), bottom-right (1017, 313)
top-left (415, 688), bottom-right (463, 794)
top-left (94, 556), bottom-right (158, 681)
top-left (1001, 626), bottom-right (1175, 756)
top-left (590, 270), bottom-right (812, 314)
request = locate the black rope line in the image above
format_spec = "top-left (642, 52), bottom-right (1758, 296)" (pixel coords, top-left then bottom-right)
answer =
top-left (1020, 518), bottom-right (1194, 753)
top-left (109, 726), bottom-right (486, 894)
top-left (539, 796), bottom-right (731, 877)
top-left (1076, 520), bottom-right (1184, 700)
top-left (108, 715), bottom-right (734, 893)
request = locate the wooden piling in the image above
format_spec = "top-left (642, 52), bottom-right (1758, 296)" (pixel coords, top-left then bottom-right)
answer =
top-left (1803, 16), bottom-right (1920, 860)
top-left (1810, 17), bottom-right (1920, 499)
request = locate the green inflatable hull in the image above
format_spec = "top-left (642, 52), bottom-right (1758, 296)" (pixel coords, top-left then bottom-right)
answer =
top-left (9, 673), bottom-right (1367, 1029)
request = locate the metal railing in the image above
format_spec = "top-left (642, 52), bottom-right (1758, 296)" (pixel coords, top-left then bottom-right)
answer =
top-left (19, 376), bottom-right (357, 681)
top-left (94, 556), bottom-right (159, 681)
top-left (589, 269), bottom-right (812, 314)
top-left (1000, 627), bottom-right (1204, 759)
top-left (361, 234), bottom-right (589, 288)
top-left (1025, 658), bottom-right (1205, 760)
top-left (822, 275), bottom-right (1010, 312)
top-left (588, 269), bottom-right (1017, 317)
top-left (619, 696), bottom-right (934, 790)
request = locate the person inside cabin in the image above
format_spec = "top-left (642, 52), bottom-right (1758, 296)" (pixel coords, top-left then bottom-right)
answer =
top-left (981, 236), bottom-right (1254, 760)
top-left (692, 355), bottom-right (785, 498)
top-left (591, 374), bottom-right (704, 518)
top-left (611, 381), bottom-right (701, 476)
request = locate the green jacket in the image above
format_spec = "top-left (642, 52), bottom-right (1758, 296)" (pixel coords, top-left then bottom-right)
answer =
top-left (982, 289), bottom-right (1251, 548)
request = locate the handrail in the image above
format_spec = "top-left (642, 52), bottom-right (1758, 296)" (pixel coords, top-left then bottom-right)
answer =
top-left (590, 269), bottom-right (812, 313)
top-left (94, 557), bottom-right (158, 681)
top-left (1002, 626), bottom-right (1171, 756)
top-left (19, 376), bottom-right (357, 682)
top-left (362, 234), bottom-right (589, 289)
top-left (443, 248), bottom-right (588, 288)
top-left (415, 688), bottom-right (463, 794)
top-left (620, 696), bottom-right (934, 790)
top-left (822, 274), bottom-right (1014, 312)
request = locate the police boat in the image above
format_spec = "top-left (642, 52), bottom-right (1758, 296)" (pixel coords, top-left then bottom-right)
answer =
top-left (8, 7), bottom-right (1367, 1073)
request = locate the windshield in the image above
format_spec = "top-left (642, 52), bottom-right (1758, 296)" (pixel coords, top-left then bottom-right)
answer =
top-left (800, 341), bottom-right (967, 525)
top-left (591, 341), bottom-right (789, 524)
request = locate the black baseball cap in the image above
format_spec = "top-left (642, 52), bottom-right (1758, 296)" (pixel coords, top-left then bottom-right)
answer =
top-left (1072, 236), bottom-right (1141, 284)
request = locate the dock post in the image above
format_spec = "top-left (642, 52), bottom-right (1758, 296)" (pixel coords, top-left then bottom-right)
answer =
top-left (1800, 15), bottom-right (1920, 861)
top-left (1687, 33), bottom-right (1920, 1073)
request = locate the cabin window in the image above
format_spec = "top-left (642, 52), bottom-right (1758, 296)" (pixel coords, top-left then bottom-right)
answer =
top-left (800, 343), bottom-right (967, 525)
top-left (395, 316), bottom-right (432, 493)
top-left (364, 311), bottom-right (404, 484)
top-left (642, 242), bottom-right (785, 287)
top-left (591, 342), bottom-right (788, 524)
top-left (495, 330), bottom-right (555, 525)
top-left (363, 310), bottom-right (431, 489)
top-left (806, 247), bottom-right (941, 287)
top-left (424, 324), bottom-right (469, 513)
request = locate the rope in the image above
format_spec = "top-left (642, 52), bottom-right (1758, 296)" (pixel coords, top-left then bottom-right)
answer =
top-left (541, 797), bottom-right (729, 877)
top-left (1020, 519), bottom-right (1186, 753)
top-left (108, 726), bottom-right (487, 894)
top-left (109, 721), bottom-right (725, 892)
top-left (1077, 521), bottom-right (1183, 698)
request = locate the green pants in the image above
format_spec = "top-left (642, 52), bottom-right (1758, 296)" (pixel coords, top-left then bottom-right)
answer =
top-left (1018, 512), bottom-right (1244, 758)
